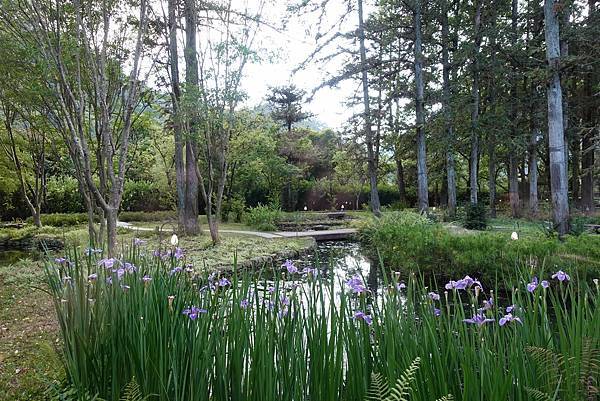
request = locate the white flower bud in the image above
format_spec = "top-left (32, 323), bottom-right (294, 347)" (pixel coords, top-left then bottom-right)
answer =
top-left (170, 234), bottom-right (179, 246)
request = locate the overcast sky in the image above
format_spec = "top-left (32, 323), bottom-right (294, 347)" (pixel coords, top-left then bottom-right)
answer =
top-left (239, 0), bottom-right (362, 130)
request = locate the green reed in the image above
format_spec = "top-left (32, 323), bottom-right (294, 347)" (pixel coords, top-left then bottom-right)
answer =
top-left (45, 242), bottom-right (599, 401)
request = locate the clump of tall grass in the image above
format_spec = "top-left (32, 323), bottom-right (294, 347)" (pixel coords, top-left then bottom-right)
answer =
top-left (46, 240), bottom-right (599, 401)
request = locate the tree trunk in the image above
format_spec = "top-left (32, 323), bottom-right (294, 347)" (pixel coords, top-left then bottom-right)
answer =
top-left (168, 0), bottom-right (187, 233)
top-left (529, 127), bottom-right (540, 216)
top-left (394, 150), bottom-right (407, 204)
top-left (560, 4), bottom-right (570, 175)
top-left (469, 0), bottom-right (483, 205)
top-left (441, 0), bottom-right (456, 217)
top-left (105, 207), bottom-right (118, 256)
top-left (508, 153), bottom-right (521, 218)
top-left (507, 0), bottom-right (520, 218)
top-left (544, 0), bottom-right (570, 236)
top-left (581, 0), bottom-right (596, 213)
top-left (571, 130), bottom-right (581, 205)
top-left (414, 0), bottom-right (429, 213)
top-left (183, 0), bottom-right (200, 235)
top-left (357, 0), bottom-right (381, 216)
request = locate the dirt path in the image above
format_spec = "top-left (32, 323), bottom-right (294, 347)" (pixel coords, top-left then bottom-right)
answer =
top-left (117, 221), bottom-right (357, 241)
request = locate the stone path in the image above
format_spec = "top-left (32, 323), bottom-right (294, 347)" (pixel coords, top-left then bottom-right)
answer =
top-left (116, 221), bottom-right (357, 241)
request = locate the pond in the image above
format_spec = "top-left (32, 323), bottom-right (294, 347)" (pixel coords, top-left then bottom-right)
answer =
top-left (0, 249), bottom-right (40, 265)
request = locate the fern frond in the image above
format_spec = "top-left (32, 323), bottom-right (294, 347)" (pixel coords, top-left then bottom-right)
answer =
top-left (578, 338), bottom-right (600, 400)
top-left (525, 387), bottom-right (556, 401)
top-left (120, 377), bottom-right (143, 401)
top-left (526, 346), bottom-right (563, 387)
top-left (388, 357), bottom-right (421, 401)
top-left (364, 372), bottom-right (390, 401)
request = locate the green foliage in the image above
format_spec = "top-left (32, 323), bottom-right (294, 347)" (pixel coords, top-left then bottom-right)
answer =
top-left (222, 196), bottom-right (246, 223)
top-left (463, 202), bottom-right (487, 230)
top-left (365, 359), bottom-right (436, 401)
top-left (364, 373), bottom-right (390, 401)
top-left (45, 178), bottom-right (84, 214)
top-left (120, 378), bottom-right (145, 401)
top-left (525, 341), bottom-right (600, 401)
top-left (387, 358), bottom-right (420, 401)
top-left (26, 213), bottom-right (91, 227)
top-left (244, 204), bottom-right (282, 231)
top-left (44, 244), bottom-right (599, 401)
top-left (359, 213), bottom-right (600, 286)
top-left (122, 180), bottom-right (173, 212)
top-left (117, 211), bottom-right (177, 222)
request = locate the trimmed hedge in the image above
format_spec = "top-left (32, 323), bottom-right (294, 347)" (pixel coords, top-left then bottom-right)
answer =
top-left (358, 212), bottom-right (600, 286)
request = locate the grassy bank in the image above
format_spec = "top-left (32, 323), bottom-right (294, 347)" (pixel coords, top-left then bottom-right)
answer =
top-left (358, 212), bottom-right (600, 287)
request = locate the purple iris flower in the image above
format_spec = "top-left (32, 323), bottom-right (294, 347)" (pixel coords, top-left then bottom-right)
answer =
top-left (481, 297), bottom-right (493, 311)
top-left (346, 275), bottom-right (367, 294)
top-left (527, 277), bottom-right (539, 293)
top-left (455, 280), bottom-right (468, 290)
top-left (353, 310), bottom-right (373, 325)
top-left (552, 270), bottom-right (570, 282)
top-left (428, 292), bottom-right (440, 301)
top-left (114, 268), bottom-right (125, 280)
top-left (463, 313), bottom-right (494, 326)
top-left (142, 275), bottom-right (152, 283)
top-left (280, 296), bottom-right (290, 306)
top-left (182, 306), bottom-right (207, 320)
top-left (445, 280), bottom-right (457, 290)
top-left (397, 282), bottom-right (407, 290)
top-left (124, 262), bottom-right (137, 273)
top-left (282, 260), bottom-right (298, 274)
top-left (240, 299), bottom-right (250, 309)
top-left (169, 266), bottom-right (182, 276)
top-left (174, 247), bottom-right (184, 260)
top-left (218, 277), bottom-right (231, 287)
top-left (133, 238), bottom-right (145, 246)
top-left (278, 308), bottom-right (289, 318)
top-left (55, 257), bottom-right (68, 265)
top-left (152, 250), bottom-right (161, 257)
top-left (99, 258), bottom-right (116, 269)
top-left (433, 307), bottom-right (441, 317)
top-left (499, 313), bottom-right (522, 326)
top-left (106, 277), bottom-right (113, 285)
top-left (541, 280), bottom-right (550, 289)
top-left (88, 273), bottom-right (98, 281)
top-left (506, 304), bottom-right (516, 313)
top-left (264, 300), bottom-right (275, 310)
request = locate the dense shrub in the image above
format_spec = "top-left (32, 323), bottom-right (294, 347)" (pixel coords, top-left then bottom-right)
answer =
top-left (44, 177), bottom-right (85, 214)
top-left (122, 180), bottom-right (174, 212)
top-left (118, 210), bottom-right (177, 222)
top-left (222, 196), bottom-right (246, 223)
top-left (359, 212), bottom-right (600, 286)
top-left (244, 204), bottom-right (282, 231)
top-left (462, 202), bottom-right (487, 230)
top-left (26, 213), bottom-right (94, 227)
